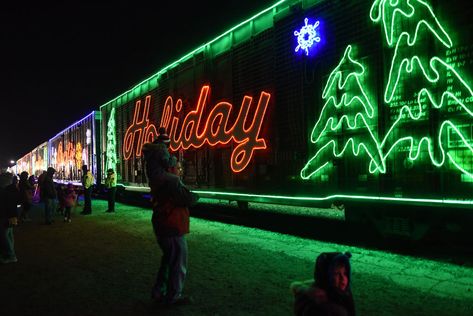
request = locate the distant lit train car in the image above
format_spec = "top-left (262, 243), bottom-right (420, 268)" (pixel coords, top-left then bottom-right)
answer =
top-left (31, 142), bottom-right (48, 176)
top-left (48, 112), bottom-right (101, 184)
top-left (16, 152), bottom-right (33, 177)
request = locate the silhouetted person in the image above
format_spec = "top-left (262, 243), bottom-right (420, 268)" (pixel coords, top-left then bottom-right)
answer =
top-left (142, 127), bottom-right (177, 192)
top-left (0, 172), bottom-right (20, 264)
top-left (151, 161), bottom-right (198, 305)
top-left (37, 170), bottom-right (47, 202)
top-left (104, 168), bottom-right (116, 213)
top-left (80, 165), bottom-right (94, 215)
top-left (18, 171), bottom-right (33, 222)
top-left (40, 167), bottom-right (57, 225)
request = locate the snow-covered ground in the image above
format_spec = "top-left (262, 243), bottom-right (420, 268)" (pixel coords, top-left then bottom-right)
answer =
top-left (2, 199), bottom-right (472, 315)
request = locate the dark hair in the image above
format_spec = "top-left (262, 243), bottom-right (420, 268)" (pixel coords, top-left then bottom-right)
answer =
top-left (314, 252), bottom-right (352, 290)
top-left (155, 127), bottom-right (171, 145)
top-left (20, 171), bottom-right (29, 181)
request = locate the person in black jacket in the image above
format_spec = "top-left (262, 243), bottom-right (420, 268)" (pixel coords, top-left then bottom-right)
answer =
top-left (0, 172), bottom-right (20, 264)
top-left (18, 171), bottom-right (33, 222)
top-left (40, 167), bottom-right (57, 224)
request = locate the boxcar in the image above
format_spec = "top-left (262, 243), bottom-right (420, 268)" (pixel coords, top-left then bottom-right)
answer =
top-left (31, 142), bottom-right (48, 176)
top-left (48, 111), bottom-right (101, 184)
top-left (16, 152), bottom-right (33, 177)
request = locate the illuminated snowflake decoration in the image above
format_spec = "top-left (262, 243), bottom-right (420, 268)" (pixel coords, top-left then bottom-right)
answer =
top-left (294, 18), bottom-right (321, 56)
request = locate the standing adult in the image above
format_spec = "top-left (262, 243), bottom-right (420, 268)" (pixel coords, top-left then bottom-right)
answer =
top-left (40, 167), bottom-right (57, 225)
top-left (150, 161), bottom-right (198, 305)
top-left (37, 170), bottom-right (47, 202)
top-left (145, 128), bottom-right (199, 305)
top-left (28, 175), bottom-right (38, 203)
top-left (80, 165), bottom-right (94, 215)
top-left (18, 171), bottom-right (33, 222)
top-left (104, 168), bottom-right (117, 213)
top-left (0, 172), bottom-right (20, 264)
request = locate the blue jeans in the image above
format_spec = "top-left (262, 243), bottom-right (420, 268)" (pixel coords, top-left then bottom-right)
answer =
top-left (0, 224), bottom-right (16, 260)
top-left (152, 236), bottom-right (188, 303)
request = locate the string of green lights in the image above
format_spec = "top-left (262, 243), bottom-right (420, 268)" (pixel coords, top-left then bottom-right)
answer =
top-left (106, 108), bottom-right (117, 172)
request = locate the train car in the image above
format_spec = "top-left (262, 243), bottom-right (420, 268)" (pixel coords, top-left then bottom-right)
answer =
top-left (16, 152), bottom-right (33, 177)
top-left (31, 142), bottom-right (48, 176)
top-left (98, 0), bottom-right (473, 237)
top-left (49, 111), bottom-right (101, 184)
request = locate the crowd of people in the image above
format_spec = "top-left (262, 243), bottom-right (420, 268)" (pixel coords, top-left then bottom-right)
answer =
top-left (0, 163), bottom-right (102, 262)
top-left (0, 127), bottom-right (355, 314)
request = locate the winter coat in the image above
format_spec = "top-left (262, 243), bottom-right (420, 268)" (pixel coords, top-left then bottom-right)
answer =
top-left (0, 175), bottom-right (20, 227)
top-left (151, 179), bottom-right (199, 237)
top-left (41, 174), bottom-right (57, 200)
top-left (152, 200), bottom-right (190, 237)
top-left (104, 172), bottom-right (116, 188)
top-left (150, 173), bottom-right (198, 237)
top-left (82, 171), bottom-right (94, 189)
top-left (64, 189), bottom-right (77, 208)
top-left (18, 178), bottom-right (33, 205)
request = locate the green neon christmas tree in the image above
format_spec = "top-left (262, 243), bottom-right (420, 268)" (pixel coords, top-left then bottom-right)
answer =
top-left (301, 45), bottom-right (384, 179)
top-left (106, 107), bottom-right (117, 173)
top-left (371, 0), bottom-right (473, 178)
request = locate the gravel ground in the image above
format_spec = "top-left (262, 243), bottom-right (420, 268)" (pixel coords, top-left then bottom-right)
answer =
top-left (1, 199), bottom-right (472, 315)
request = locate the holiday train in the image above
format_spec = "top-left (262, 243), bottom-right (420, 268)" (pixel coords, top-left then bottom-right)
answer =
top-left (14, 0), bottom-right (473, 238)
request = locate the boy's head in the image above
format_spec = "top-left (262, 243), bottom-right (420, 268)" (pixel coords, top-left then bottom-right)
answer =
top-left (154, 127), bottom-right (171, 146)
top-left (314, 252), bottom-right (352, 293)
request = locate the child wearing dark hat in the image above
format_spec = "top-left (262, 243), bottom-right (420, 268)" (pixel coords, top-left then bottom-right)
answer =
top-left (142, 127), bottom-right (198, 207)
top-left (142, 127), bottom-right (176, 190)
top-left (291, 252), bottom-right (355, 316)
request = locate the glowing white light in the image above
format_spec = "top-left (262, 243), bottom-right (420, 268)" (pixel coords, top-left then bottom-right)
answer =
top-left (86, 129), bottom-right (91, 145)
top-left (294, 18), bottom-right (321, 56)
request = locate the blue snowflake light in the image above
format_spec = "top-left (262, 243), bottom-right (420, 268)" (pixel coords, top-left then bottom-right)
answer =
top-left (294, 18), bottom-right (321, 56)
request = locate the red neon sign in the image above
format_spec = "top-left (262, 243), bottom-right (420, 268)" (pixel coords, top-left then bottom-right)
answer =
top-left (123, 85), bottom-right (270, 173)
top-left (123, 95), bottom-right (158, 160)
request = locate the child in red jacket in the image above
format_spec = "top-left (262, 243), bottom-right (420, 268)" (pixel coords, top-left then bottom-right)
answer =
top-left (63, 183), bottom-right (77, 223)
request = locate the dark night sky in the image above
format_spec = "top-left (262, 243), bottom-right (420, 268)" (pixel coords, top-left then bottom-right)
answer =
top-left (0, 0), bottom-right (276, 167)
